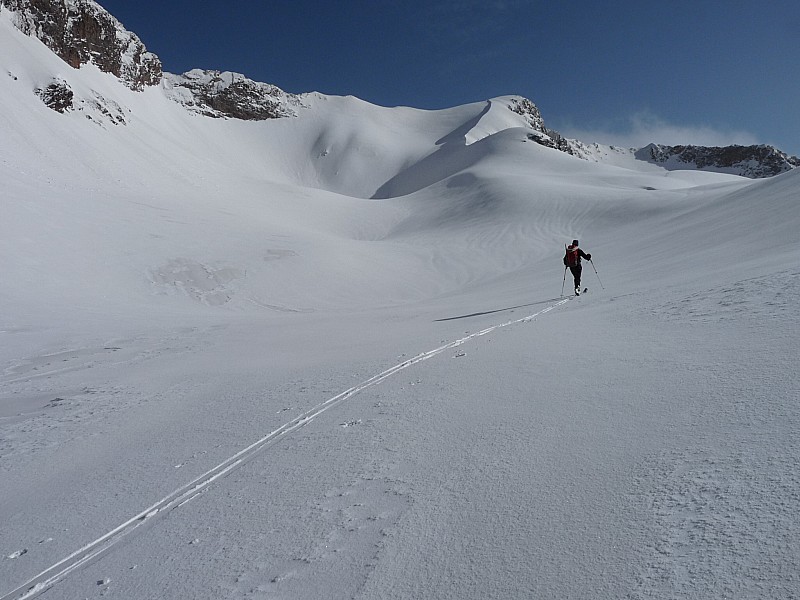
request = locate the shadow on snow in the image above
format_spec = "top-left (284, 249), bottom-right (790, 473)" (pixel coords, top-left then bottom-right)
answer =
top-left (435, 296), bottom-right (566, 322)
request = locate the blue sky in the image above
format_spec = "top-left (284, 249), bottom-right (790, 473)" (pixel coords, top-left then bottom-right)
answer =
top-left (99, 1), bottom-right (799, 155)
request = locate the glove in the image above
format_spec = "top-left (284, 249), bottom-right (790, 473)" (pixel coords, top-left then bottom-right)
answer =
top-left (586, 253), bottom-right (592, 260)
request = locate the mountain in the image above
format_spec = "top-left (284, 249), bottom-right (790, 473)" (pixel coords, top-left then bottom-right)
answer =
top-left (635, 143), bottom-right (800, 178)
top-left (2, 0), bottom-right (796, 179)
top-left (1, 0), bottom-right (160, 90)
top-left (2, 2), bottom-right (800, 600)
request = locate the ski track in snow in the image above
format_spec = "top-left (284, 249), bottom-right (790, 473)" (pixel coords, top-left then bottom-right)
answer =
top-left (0, 298), bottom-right (570, 600)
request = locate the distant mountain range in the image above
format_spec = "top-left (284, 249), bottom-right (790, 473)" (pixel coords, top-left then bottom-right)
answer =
top-left (633, 143), bottom-right (799, 180)
top-left (3, 0), bottom-right (798, 179)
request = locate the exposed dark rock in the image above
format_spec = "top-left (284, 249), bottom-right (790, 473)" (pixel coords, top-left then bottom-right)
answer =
top-left (83, 91), bottom-right (128, 126)
top-left (3, 1), bottom-right (797, 178)
top-left (509, 98), bottom-right (797, 179)
top-left (509, 97), bottom-right (545, 131)
top-left (510, 97), bottom-right (579, 155)
top-left (635, 143), bottom-right (800, 178)
top-left (2, 0), bottom-right (162, 90)
top-left (34, 77), bottom-right (73, 111)
top-left (525, 129), bottom-right (576, 155)
top-left (164, 70), bottom-right (300, 120)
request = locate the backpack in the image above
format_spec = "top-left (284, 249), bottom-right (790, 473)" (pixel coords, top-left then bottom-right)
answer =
top-left (564, 245), bottom-right (580, 267)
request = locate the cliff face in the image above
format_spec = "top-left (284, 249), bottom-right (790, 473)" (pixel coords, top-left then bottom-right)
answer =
top-left (2, 0), bottom-right (162, 90)
top-left (2, 0), bottom-right (300, 121)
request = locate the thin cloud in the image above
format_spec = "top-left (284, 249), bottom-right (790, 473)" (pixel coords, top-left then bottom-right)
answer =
top-left (562, 111), bottom-right (761, 149)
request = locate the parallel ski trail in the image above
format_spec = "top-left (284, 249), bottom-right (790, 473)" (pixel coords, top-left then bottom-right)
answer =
top-left (1, 297), bottom-right (570, 600)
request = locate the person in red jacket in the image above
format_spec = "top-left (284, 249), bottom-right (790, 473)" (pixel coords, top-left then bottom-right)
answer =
top-left (563, 239), bottom-right (592, 295)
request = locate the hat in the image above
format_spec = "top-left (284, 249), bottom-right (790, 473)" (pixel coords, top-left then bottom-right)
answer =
top-left (572, 239), bottom-right (579, 246)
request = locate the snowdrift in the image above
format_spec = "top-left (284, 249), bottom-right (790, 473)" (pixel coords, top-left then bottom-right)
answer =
top-left (2, 7), bottom-right (800, 599)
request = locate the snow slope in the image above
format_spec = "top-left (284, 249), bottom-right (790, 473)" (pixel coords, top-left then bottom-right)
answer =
top-left (2, 8), bottom-right (799, 599)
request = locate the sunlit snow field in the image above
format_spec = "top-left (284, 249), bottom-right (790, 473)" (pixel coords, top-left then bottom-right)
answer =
top-left (2, 11), bottom-right (799, 599)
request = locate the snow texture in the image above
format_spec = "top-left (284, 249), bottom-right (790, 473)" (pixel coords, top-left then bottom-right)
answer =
top-left (1, 8), bottom-right (799, 600)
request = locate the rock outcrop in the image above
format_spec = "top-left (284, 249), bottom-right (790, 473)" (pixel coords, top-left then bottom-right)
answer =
top-left (2, 0), bottom-right (161, 90)
top-left (163, 70), bottom-right (302, 120)
top-left (635, 143), bottom-right (800, 179)
top-left (34, 77), bottom-right (73, 112)
top-left (508, 97), bottom-right (798, 179)
top-left (509, 97), bottom-right (577, 155)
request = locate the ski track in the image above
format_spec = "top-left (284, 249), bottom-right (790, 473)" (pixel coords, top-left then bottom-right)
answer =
top-left (0, 298), bottom-right (571, 600)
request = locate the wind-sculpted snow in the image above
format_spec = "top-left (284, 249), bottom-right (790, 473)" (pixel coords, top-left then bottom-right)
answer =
top-left (0, 298), bottom-right (569, 600)
top-left (1, 8), bottom-right (800, 599)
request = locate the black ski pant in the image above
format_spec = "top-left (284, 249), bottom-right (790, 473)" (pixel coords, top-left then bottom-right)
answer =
top-left (569, 264), bottom-right (582, 290)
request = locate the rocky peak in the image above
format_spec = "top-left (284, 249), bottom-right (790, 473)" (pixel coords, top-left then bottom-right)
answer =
top-left (509, 97), bottom-right (579, 156)
top-left (507, 97), bottom-right (798, 179)
top-left (635, 143), bottom-right (800, 179)
top-left (508, 97), bottom-right (546, 131)
top-left (1, 0), bottom-right (161, 90)
top-left (163, 70), bottom-right (303, 120)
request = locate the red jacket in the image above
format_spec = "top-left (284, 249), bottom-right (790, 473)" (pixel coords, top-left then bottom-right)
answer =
top-left (564, 244), bottom-right (590, 267)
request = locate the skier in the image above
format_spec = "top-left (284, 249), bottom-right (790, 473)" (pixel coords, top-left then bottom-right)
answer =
top-left (563, 239), bottom-right (592, 295)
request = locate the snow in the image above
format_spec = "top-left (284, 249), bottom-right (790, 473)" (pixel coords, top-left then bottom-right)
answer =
top-left (1, 9), bottom-right (800, 599)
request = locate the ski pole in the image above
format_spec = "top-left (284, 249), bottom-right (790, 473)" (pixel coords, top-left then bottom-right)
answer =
top-left (589, 259), bottom-right (605, 290)
top-left (561, 267), bottom-right (567, 297)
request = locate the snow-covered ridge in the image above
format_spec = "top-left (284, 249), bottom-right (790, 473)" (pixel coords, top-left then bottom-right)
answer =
top-left (1, 0), bottom-right (304, 121)
top-left (501, 101), bottom-right (800, 180)
top-left (0, 0), bottom-right (161, 90)
top-left (162, 69), bottom-right (304, 120)
top-left (635, 143), bottom-right (800, 178)
top-left (2, 0), bottom-right (798, 179)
